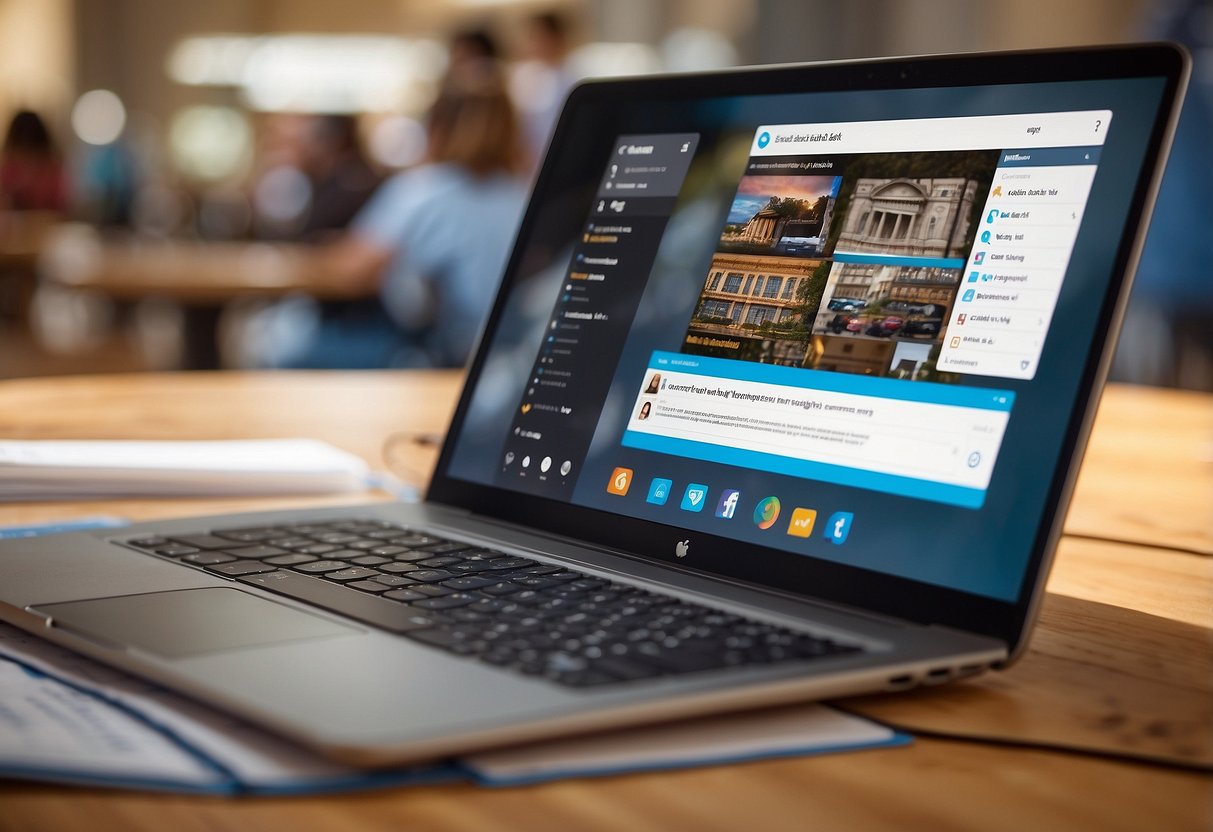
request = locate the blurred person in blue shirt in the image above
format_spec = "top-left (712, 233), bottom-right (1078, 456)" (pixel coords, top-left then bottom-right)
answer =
top-left (1112, 0), bottom-right (1213, 390)
top-left (267, 68), bottom-right (528, 369)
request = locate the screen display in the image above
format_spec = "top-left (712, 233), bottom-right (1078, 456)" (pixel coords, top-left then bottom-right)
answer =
top-left (441, 64), bottom-right (1171, 606)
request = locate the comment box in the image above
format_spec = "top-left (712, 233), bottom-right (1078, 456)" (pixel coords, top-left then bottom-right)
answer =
top-left (623, 352), bottom-right (1015, 508)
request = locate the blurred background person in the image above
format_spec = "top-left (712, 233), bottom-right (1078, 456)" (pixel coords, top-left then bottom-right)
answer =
top-left (0, 110), bottom-right (68, 214)
top-left (509, 11), bottom-right (577, 170)
top-left (1110, 0), bottom-right (1213, 391)
top-left (293, 115), bottom-right (383, 241)
top-left (259, 66), bottom-right (528, 369)
top-left (447, 26), bottom-right (502, 79)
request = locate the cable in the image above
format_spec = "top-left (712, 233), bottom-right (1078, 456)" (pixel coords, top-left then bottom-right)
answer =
top-left (1062, 531), bottom-right (1211, 559)
top-left (379, 429), bottom-right (446, 494)
top-left (830, 704), bottom-right (1213, 774)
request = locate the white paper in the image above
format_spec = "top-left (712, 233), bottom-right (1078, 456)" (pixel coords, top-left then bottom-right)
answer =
top-left (0, 622), bottom-right (392, 790)
top-left (0, 439), bottom-right (369, 499)
top-left (0, 659), bottom-right (225, 788)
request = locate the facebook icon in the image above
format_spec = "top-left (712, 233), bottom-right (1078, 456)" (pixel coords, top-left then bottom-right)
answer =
top-left (715, 489), bottom-right (741, 520)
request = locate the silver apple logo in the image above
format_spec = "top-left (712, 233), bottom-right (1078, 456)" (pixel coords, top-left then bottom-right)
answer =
top-left (675, 539), bottom-right (690, 558)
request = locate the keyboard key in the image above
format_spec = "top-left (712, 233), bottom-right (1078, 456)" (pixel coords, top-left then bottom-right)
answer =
top-left (298, 543), bottom-right (340, 555)
top-left (325, 567), bottom-right (382, 583)
top-left (268, 537), bottom-right (313, 549)
top-left (263, 553), bottom-right (317, 567)
top-left (346, 580), bottom-right (390, 593)
top-left (441, 576), bottom-right (498, 591)
top-left (408, 584), bottom-right (453, 598)
top-left (480, 582), bottom-right (523, 596)
top-left (378, 562), bottom-right (420, 574)
top-left (413, 593), bottom-right (477, 610)
top-left (447, 562), bottom-right (498, 574)
top-left (391, 534), bottom-right (441, 547)
top-left (181, 551), bottom-right (238, 566)
top-left (206, 560), bottom-right (277, 577)
top-left (366, 530), bottom-right (409, 540)
top-left (393, 551), bottom-right (437, 563)
top-left (212, 527), bottom-right (281, 543)
top-left (482, 557), bottom-right (536, 571)
top-left (314, 532), bottom-right (359, 544)
top-left (370, 574), bottom-right (415, 587)
top-left (154, 544), bottom-right (201, 557)
top-left (512, 576), bottom-right (568, 589)
top-left (239, 571), bottom-right (439, 632)
top-left (293, 560), bottom-right (349, 574)
top-left (382, 588), bottom-right (429, 603)
top-left (370, 545), bottom-right (409, 556)
top-left (223, 545), bottom-right (289, 560)
top-left (127, 536), bottom-right (168, 549)
top-left (461, 549), bottom-right (505, 561)
top-left (414, 542), bottom-right (472, 555)
top-left (169, 534), bottom-right (242, 550)
top-left (350, 555), bottom-right (391, 566)
top-left (406, 569), bottom-right (456, 583)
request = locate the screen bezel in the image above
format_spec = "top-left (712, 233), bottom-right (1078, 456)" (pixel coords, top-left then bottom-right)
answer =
top-left (426, 43), bottom-right (1188, 654)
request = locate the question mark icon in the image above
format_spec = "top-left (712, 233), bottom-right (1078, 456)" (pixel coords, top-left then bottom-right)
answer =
top-left (1095, 119), bottom-right (1102, 133)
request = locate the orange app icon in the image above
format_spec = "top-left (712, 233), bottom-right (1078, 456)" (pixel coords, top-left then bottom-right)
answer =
top-left (607, 467), bottom-right (634, 496)
top-left (787, 507), bottom-right (817, 538)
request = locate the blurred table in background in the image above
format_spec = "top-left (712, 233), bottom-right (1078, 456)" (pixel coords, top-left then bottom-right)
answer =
top-left (0, 211), bottom-right (60, 322)
top-left (41, 233), bottom-right (369, 369)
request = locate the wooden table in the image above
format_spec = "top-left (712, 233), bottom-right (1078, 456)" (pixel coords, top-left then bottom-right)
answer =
top-left (41, 235), bottom-right (366, 370)
top-left (0, 372), bottom-right (1209, 831)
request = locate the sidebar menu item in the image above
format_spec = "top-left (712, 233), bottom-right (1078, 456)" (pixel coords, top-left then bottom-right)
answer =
top-left (497, 133), bottom-right (700, 495)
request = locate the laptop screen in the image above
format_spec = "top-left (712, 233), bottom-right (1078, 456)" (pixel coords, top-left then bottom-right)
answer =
top-left (432, 46), bottom-right (1185, 636)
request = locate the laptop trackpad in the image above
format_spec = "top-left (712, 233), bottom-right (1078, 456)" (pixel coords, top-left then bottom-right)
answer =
top-left (33, 588), bottom-right (358, 658)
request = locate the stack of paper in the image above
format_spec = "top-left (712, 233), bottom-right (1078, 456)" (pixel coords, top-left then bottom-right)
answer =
top-left (0, 620), bottom-right (906, 794)
top-left (0, 439), bottom-right (370, 500)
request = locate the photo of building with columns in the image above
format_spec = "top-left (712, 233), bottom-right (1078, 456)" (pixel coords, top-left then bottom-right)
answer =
top-left (835, 177), bottom-right (980, 259)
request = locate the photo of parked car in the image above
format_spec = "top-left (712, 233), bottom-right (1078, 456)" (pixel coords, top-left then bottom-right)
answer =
top-left (828, 297), bottom-right (868, 312)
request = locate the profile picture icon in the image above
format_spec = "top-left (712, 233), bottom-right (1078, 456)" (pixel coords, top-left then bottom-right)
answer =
top-left (638, 401), bottom-right (652, 420)
top-left (645, 373), bottom-right (661, 394)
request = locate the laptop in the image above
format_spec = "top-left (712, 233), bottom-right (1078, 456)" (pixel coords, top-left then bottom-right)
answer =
top-left (0, 44), bottom-right (1188, 766)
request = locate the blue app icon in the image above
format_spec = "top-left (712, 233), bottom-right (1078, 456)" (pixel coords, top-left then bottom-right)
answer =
top-left (968, 271), bottom-right (979, 283)
top-left (714, 489), bottom-right (741, 519)
top-left (987, 208), bottom-right (999, 223)
top-left (980, 230), bottom-right (991, 243)
top-left (962, 289), bottom-right (975, 302)
top-left (681, 483), bottom-right (709, 512)
top-left (757, 131), bottom-right (771, 149)
top-left (647, 477), bottom-right (672, 506)
top-left (824, 511), bottom-right (854, 545)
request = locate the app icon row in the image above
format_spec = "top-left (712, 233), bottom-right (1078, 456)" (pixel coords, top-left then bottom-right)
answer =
top-left (608, 467), bottom-right (853, 545)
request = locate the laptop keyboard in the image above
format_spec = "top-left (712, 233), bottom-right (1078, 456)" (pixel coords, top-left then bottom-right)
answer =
top-left (122, 518), bottom-right (862, 688)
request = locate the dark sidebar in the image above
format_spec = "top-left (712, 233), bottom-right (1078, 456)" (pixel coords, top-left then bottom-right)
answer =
top-left (495, 133), bottom-right (700, 496)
